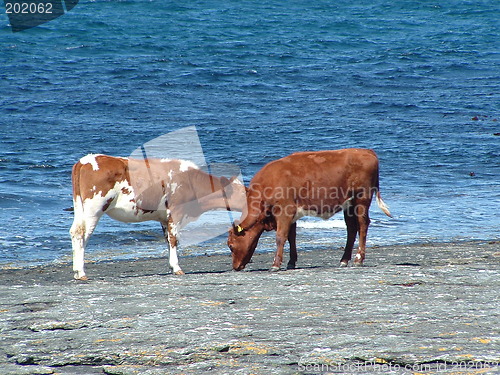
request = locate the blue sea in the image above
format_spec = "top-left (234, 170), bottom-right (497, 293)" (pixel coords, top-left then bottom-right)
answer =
top-left (1, 0), bottom-right (499, 268)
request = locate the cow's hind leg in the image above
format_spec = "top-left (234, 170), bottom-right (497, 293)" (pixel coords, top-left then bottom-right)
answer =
top-left (70, 219), bottom-right (87, 280)
top-left (353, 201), bottom-right (370, 266)
top-left (286, 222), bottom-right (298, 270)
top-left (70, 213), bottom-right (101, 280)
top-left (340, 204), bottom-right (358, 267)
top-left (162, 219), bottom-right (184, 275)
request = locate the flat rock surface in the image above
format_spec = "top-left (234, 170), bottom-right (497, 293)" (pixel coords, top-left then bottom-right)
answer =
top-left (0, 241), bottom-right (499, 374)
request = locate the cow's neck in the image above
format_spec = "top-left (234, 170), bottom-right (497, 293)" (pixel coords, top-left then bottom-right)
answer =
top-left (188, 169), bottom-right (234, 213)
top-left (189, 169), bottom-right (223, 196)
top-left (237, 187), bottom-right (263, 231)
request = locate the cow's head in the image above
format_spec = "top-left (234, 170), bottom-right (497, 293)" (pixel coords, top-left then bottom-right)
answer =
top-left (227, 223), bottom-right (262, 271)
top-left (227, 215), bottom-right (275, 271)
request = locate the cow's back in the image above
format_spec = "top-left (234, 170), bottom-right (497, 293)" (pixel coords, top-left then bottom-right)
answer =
top-left (72, 154), bottom-right (129, 202)
top-left (251, 149), bottom-right (379, 193)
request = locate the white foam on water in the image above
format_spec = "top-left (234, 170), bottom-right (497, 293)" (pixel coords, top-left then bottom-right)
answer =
top-left (296, 218), bottom-right (346, 230)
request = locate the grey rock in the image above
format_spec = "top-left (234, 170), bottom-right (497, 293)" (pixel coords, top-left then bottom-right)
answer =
top-left (0, 241), bottom-right (499, 374)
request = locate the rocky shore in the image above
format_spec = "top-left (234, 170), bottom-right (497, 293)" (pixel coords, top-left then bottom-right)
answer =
top-left (0, 241), bottom-right (499, 374)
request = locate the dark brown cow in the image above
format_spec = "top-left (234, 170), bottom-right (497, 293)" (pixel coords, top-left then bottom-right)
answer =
top-left (70, 154), bottom-right (246, 280)
top-left (227, 149), bottom-right (392, 271)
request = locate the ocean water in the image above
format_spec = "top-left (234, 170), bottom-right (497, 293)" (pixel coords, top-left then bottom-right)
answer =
top-left (1, 0), bottom-right (499, 268)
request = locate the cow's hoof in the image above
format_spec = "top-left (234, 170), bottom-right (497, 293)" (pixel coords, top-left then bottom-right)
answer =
top-left (339, 261), bottom-right (348, 268)
top-left (353, 262), bottom-right (364, 267)
top-left (75, 275), bottom-right (89, 281)
top-left (269, 266), bottom-right (280, 272)
top-left (286, 263), bottom-right (296, 270)
top-left (174, 270), bottom-right (185, 275)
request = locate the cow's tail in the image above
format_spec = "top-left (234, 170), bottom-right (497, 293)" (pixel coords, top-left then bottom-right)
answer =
top-left (376, 191), bottom-right (392, 218)
top-left (70, 161), bottom-right (85, 222)
top-left (70, 160), bottom-right (89, 280)
top-left (374, 161), bottom-right (392, 218)
top-left (71, 162), bottom-right (81, 206)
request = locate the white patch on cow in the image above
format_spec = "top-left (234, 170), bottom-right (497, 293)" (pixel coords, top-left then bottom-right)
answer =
top-left (168, 170), bottom-right (174, 180)
top-left (169, 222), bottom-right (179, 237)
top-left (72, 195), bottom-right (84, 215)
top-left (80, 154), bottom-right (101, 171)
top-left (354, 254), bottom-right (362, 261)
top-left (160, 158), bottom-right (172, 163)
top-left (171, 182), bottom-right (179, 194)
top-left (103, 180), bottom-right (166, 223)
top-left (179, 160), bottom-right (198, 172)
top-left (81, 191), bottom-right (113, 219)
top-left (165, 221), bottom-right (182, 273)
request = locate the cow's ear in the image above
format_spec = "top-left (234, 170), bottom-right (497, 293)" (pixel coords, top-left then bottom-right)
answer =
top-left (232, 220), bottom-right (245, 235)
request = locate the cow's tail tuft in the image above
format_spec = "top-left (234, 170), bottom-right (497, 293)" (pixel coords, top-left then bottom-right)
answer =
top-left (376, 191), bottom-right (392, 218)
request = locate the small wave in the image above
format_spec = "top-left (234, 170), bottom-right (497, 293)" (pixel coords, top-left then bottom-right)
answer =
top-left (297, 219), bottom-right (346, 229)
top-left (28, 164), bottom-right (56, 169)
top-left (65, 45), bottom-right (89, 51)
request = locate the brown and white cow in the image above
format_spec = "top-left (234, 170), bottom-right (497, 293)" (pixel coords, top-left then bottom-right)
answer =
top-left (227, 149), bottom-right (392, 271)
top-left (70, 154), bottom-right (246, 280)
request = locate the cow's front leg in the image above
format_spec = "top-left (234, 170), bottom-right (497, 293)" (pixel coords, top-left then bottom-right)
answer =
top-left (162, 220), bottom-right (184, 275)
top-left (271, 234), bottom-right (286, 272)
top-left (286, 222), bottom-right (298, 270)
top-left (271, 213), bottom-right (293, 272)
